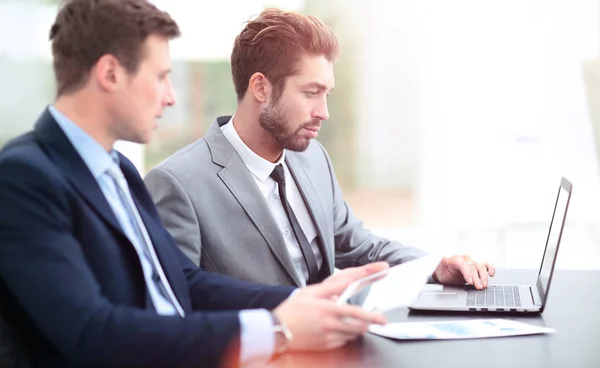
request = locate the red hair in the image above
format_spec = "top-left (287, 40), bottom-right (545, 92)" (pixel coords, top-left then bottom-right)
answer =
top-left (231, 8), bottom-right (339, 101)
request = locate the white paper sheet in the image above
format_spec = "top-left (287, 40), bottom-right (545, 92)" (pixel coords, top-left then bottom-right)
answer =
top-left (369, 318), bottom-right (555, 340)
top-left (338, 254), bottom-right (442, 312)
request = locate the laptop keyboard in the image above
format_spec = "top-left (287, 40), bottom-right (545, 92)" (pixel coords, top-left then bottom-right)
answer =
top-left (466, 286), bottom-right (522, 307)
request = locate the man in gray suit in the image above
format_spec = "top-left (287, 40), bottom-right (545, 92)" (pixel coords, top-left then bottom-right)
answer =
top-left (145, 8), bottom-right (495, 289)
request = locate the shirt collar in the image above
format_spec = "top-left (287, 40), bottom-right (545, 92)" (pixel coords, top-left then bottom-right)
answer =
top-left (48, 105), bottom-right (118, 179)
top-left (220, 116), bottom-right (286, 182)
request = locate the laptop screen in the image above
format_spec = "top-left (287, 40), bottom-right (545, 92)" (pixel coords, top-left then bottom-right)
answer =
top-left (537, 178), bottom-right (572, 302)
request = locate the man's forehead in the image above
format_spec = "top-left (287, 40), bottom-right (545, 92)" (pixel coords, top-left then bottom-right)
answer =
top-left (293, 56), bottom-right (334, 86)
top-left (140, 35), bottom-right (171, 60)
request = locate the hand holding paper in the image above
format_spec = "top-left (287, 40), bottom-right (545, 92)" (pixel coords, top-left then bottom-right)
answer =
top-left (337, 254), bottom-right (442, 312)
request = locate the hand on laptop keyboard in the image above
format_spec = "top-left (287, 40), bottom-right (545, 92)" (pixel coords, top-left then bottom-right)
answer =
top-left (433, 255), bottom-right (496, 290)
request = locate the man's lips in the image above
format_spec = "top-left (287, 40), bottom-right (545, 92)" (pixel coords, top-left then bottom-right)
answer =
top-left (302, 125), bottom-right (320, 138)
top-left (303, 124), bottom-right (321, 132)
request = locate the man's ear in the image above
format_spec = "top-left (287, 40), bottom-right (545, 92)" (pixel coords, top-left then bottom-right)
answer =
top-left (94, 54), bottom-right (125, 92)
top-left (248, 72), bottom-right (271, 103)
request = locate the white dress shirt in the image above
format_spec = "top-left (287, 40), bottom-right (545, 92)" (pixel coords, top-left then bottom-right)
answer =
top-left (221, 116), bottom-right (324, 285)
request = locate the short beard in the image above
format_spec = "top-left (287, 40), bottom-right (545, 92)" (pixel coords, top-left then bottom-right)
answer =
top-left (259, 102), bottom-right (318, 152)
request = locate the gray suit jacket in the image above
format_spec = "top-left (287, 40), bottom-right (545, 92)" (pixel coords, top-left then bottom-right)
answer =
top-left (145, 116), bottom-right (427, 287)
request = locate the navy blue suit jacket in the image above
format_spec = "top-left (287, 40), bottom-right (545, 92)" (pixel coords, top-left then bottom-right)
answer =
top-left (0, 109), bottom-right (294, 367)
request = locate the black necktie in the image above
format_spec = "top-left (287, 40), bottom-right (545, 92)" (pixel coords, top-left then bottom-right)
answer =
top-left (270, 164), bottom-right (319, 285)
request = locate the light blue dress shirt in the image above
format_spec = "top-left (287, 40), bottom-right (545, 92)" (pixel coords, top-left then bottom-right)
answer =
top-left (48, 106), bottom-right (275, 364)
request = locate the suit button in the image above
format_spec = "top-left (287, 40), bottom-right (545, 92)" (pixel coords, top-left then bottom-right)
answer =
top-left (273, 193), bottom-right (279, 200)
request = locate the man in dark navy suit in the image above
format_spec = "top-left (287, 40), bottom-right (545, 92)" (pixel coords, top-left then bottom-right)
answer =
top-left (0, 1), bottom-right (387, 367)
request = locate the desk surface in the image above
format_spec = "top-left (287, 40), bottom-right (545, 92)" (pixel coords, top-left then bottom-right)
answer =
top-left (279, 269), bottom-right (600, 368)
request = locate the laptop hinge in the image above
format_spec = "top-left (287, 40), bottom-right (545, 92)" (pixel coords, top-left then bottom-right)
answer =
top-left (530, 286), bottom-right (543, 306)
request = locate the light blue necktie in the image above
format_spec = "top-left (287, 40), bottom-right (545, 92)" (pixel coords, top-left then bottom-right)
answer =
top-left (106, 165), bottom-right (185, 317)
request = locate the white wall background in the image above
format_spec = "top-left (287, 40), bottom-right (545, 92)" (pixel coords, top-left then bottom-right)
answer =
top-left (355, 0), bottom-right (600, 269)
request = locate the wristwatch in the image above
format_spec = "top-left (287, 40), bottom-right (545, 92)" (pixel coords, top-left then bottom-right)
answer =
top-left (270, 312), bottom-right (293, 356)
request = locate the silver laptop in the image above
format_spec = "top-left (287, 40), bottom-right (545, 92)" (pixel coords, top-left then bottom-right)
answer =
top-left (410, 177), bottom-right (572, 314)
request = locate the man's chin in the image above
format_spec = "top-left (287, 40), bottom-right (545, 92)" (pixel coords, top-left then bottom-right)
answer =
top-left (121, 133), bottom-right (154, 146)
top-left (140, 133), bottom-right (155, 145)
top-left (284, 138), bottom-right (311, 152)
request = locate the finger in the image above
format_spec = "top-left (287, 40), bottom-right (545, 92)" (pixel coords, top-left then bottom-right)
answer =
top-left (331, 304), bottom-right (387, 325)
top-left (360, 261), bottom-right (390, 274)
top-left (458, 262), bottom-right (474, 286)
top-left (309, 278), bottom-right (352, 299)
top-left (322, 333), bottom-right (355, 350)
top-left (335, 262), bottom-right (390, 282)
top-left (475, 263), bottom-right (489, 288)
top-left (469, 263), bottom-right (483, 289)
top-left (331, 317), bottom-right (370, 335)
top-left (485, 262), bottom-right (496, 277)
top-left (313, 262), bottom-right (390, 298)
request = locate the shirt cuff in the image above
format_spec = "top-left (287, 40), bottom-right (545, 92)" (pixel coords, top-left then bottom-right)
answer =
top-left (239, 309), bottom-right (275, 365)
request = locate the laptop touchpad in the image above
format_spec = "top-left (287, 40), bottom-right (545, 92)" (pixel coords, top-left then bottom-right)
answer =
top-left (419, 292), bottom-right (458, 302)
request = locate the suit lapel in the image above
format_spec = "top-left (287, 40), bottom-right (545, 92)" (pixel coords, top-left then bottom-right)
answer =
top-left (34, 109), bottom-right (126, 238)
top-left (207, 118), bottom-right (304, 286)
top-left (129, 187), bottom-right (190, 310)
top-left (286, 154), bottom-right (335, 273)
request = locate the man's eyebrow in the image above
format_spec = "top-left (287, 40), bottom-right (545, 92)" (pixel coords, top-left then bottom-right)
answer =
top-left (303, 82), bottom-right (333, 92)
